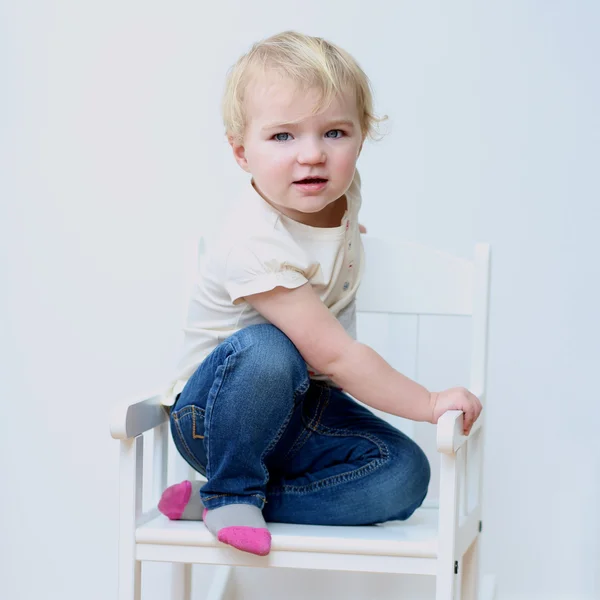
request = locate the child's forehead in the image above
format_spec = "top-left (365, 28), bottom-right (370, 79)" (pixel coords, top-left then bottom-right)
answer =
top-left (245, 74), bottom-right (358, 125)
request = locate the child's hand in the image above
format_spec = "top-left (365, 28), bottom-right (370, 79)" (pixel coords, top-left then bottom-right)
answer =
top-left (429, 387), bottom-right (482, 435)
top-left (359, 223), bottom-right (367, 233)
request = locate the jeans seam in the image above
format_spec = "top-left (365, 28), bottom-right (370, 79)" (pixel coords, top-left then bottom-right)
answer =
top-left (269, 428), bottom-right (390, 495)
top-left (171, 408), bottom-right (207, 475)
top-left (281, 426), bottom-right (310, 463)
top-left (203, 496), bottom-right (267, 510)
top-left (203, 342), bottom-right (235, 482)
top-left (203, 493), bottom-right (266, 504)
top-left (282, 383), bottom-right (328, 462)
top-left (317, 425), bottom-right (390, 460)
top-left (307, 386), bottom-right (330, 431)
top-left (192, 406), bottom-right (205, 439)
top-left (258, 385), bottom-right (304, 484)
top-left (243, 329), bottom-right (310, 471)
top-left (173, 404), bottom-right (206, 422)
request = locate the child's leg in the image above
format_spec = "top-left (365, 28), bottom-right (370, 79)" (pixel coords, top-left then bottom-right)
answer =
top-left (160, 323), bottom-right (310, 555)
top-left (262, 384), bottom-right (431, 526)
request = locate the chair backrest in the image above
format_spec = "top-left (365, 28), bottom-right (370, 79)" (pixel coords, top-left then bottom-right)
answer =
top-left (355, 237), bottom-right (490, 505)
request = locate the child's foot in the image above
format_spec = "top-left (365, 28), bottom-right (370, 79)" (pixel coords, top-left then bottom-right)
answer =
top-left (204, 504), bottom-right (271, 556)
top-left (158, 480), bottom-right (204, 520)
top-left (158, 481), bottom-right (271, 556)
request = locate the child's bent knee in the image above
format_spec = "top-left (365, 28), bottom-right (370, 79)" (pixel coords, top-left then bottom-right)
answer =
top-left (377, 437), bottom-right (431, 522)
top-left (230, 324), bottom-right (307, 378)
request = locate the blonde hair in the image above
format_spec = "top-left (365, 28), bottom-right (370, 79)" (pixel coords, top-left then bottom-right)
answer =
top-left (222, 31), bottom-right (386, 144)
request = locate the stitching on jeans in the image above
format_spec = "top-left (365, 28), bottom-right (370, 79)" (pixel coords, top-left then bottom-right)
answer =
top-left (260, 341), bottom-right (310, 466)
top-left (282, 406), bottom-right (313, 461)
top-left (267, 344), bottom-right (311, 454)
top-left (172, 412), bottom-right (196, 461)
top-left (204, 341), bottom-right (236, 482)
top-left (203, 493), bottom-right (265, 504)
top-left (192, 406), bottom-right (205, 439)
top-left (270, 457), bottom-right (387, 495)
top-left (269, 426), bottom-right (391, 495)
top-left (308, 386), bottom-right (330, 432)
top-left (317, 426), bottom-right (390, 460)
top-left (173, 405), bottom-right (206, 440)
top-left (282, 383), bottom-right (327, 461)
top-left (259, 392), bottom-right (298, 482)
top-left (282, 425), bottom-right (310, 462)
top-left (173, 404), bottom-right (206, 420)
top-left (171, 411), bottom-right (206, 475)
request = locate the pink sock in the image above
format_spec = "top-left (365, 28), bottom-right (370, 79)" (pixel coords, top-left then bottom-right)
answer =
top-left (203, 505), bottom-right (271, 556)
top-left (158, 480), bottom-right (203, 520)
top-left (158, 481), bottom-right (271, 556)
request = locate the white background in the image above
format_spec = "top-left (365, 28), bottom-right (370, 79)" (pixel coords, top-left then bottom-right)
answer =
top-left (1, 1), bottom-right (599, 599)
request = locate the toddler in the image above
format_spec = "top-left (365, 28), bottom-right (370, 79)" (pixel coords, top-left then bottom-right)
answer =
top-left (158, 31), bottom-right (482, 556)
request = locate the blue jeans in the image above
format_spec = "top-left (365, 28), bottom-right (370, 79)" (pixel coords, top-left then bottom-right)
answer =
top-left (170, 324), bottom-right (430, 525)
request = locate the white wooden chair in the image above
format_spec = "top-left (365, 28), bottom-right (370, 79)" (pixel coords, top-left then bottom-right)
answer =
top-left (110, 237), bottom-right (493, 600)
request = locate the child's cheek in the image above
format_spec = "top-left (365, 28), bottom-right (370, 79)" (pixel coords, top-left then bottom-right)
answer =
top-left (337, 150), bottom-right (359, 178)
top-left (251, 148), bottom-right (291, 189)
top-left (264, 147), bottom-right (293, 173)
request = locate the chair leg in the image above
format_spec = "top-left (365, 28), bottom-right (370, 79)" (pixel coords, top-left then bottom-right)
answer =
top-left (119, 438), bottom-right (143, 600)
top-left (119, 559), bottom-right (141, 600)
top-left (461, 536), bottom-right (481, 600)
top-left (436, 566), bottom-right (458, 600)
top-left (171, 563), bottom-right (192, 600)
top-left (134, 561), bottom-right (142, 600)
top-left (206, 566), bottom-right (234, 600)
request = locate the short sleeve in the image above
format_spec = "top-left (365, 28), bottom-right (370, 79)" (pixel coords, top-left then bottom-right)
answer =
top-left (224, 242), bottom-right (309, 304)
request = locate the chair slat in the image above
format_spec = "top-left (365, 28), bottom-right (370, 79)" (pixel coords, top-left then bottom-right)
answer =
top-left (357, 238), bottom-right (475, 316)
top-left (135, 436), bottom-right (144, 521)
top-left (469, 243), bottom-right (491, 394)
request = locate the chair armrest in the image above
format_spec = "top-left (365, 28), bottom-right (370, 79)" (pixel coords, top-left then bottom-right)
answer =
top-left (436, 390), bottom-right (485, 455)
top-left (110, 392), bottom-right (169, 440)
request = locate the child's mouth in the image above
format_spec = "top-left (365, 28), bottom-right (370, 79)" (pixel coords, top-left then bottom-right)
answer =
top-left (293, 178), bottom-right (328, 191)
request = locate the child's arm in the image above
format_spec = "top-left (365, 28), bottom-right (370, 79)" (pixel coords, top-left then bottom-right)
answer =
top-left (245, 282), bottom-right (482, 435)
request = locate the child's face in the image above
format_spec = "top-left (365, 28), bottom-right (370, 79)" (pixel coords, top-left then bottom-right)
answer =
top-left (230, 76), bottom-right (364, 226)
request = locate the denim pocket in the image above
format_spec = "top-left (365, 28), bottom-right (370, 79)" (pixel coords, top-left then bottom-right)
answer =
top-left (170, 405), bottom-right (207, 476)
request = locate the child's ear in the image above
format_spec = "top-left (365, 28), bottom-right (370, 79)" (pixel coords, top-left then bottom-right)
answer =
top-left (228, 135), bottom-right (250, 173)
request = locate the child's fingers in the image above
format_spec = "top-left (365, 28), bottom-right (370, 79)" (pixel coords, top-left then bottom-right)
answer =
top-left (463, 416), bottom-right (472, 435)
top-left (463, 404), bottom-right (475, 435)
top-left (463, 397), bottom-right (483, 435)
top-left (465, 392), bottom-right (482, 434)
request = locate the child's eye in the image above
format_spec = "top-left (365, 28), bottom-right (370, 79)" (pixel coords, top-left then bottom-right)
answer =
top-left (325, 129), bottom-right (344, 139)
top-left (273, 132), bottom-right (292, 142)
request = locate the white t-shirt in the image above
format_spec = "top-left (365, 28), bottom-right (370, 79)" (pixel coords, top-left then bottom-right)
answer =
top-left (166, 170), bottom-right (365, 402)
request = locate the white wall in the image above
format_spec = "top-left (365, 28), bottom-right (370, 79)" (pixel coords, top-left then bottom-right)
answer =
top-left (1, 1), bottom-right (599, 599)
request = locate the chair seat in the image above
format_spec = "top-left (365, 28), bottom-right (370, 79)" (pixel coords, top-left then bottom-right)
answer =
top-left (135, 507), bottom-right (439, 574)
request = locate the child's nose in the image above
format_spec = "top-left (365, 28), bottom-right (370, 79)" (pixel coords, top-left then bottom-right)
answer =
top-left (297, 140), bottom-right (326, 164)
